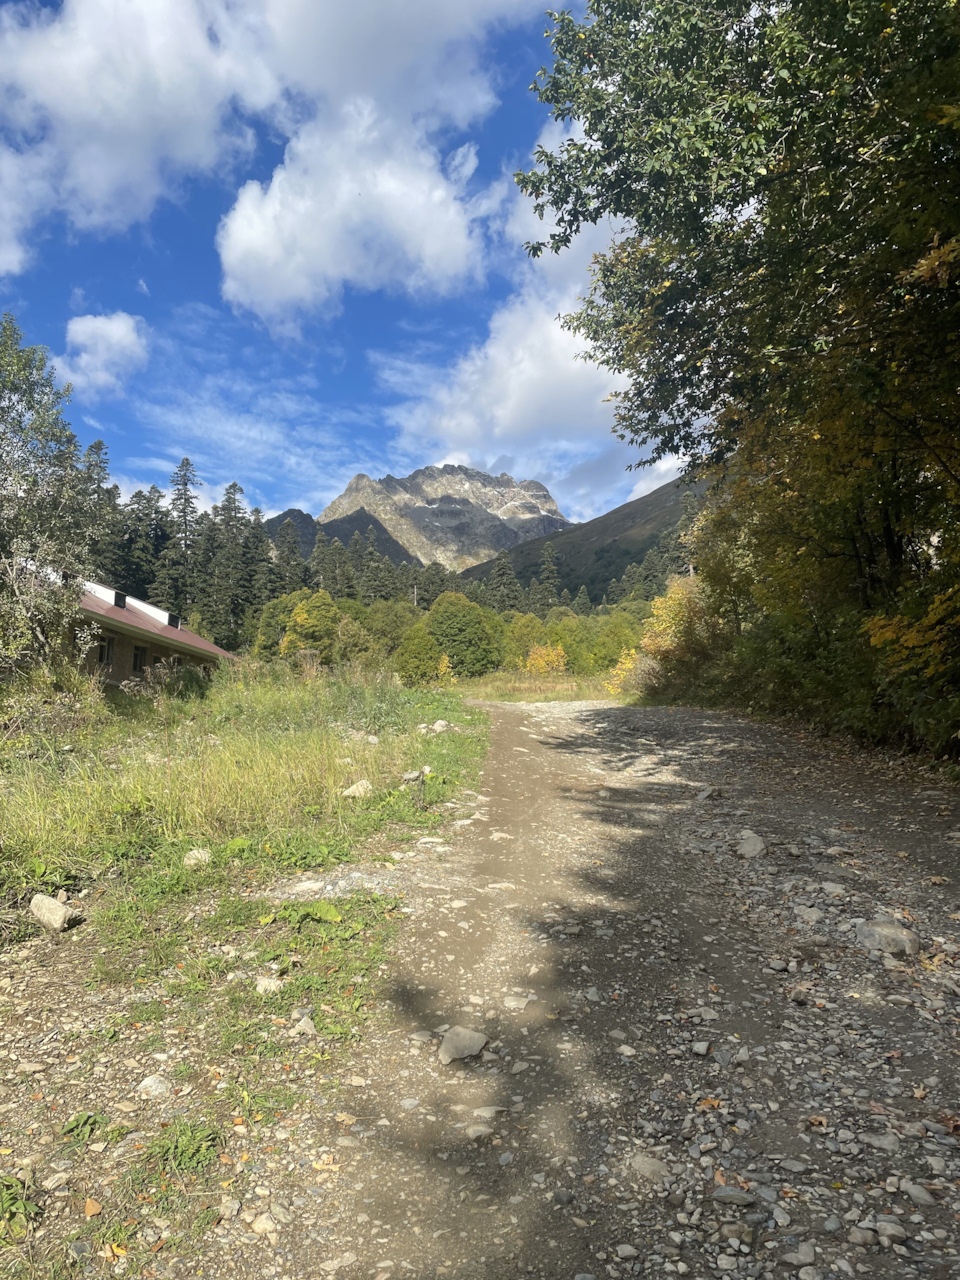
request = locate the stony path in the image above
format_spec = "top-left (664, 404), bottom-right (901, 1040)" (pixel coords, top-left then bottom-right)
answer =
top-left (5, 700), bottom-right (960, 1279)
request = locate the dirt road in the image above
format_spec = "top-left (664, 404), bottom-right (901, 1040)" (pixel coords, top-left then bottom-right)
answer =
top-left (8, 700), bottom-right (960, 1278)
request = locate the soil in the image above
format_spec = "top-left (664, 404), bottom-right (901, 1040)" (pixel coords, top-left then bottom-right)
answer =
top-left (3, 700), bottom-right (960, 1279)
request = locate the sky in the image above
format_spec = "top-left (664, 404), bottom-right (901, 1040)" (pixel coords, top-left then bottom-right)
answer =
top-left (0, 0), bottom-right (676, 523)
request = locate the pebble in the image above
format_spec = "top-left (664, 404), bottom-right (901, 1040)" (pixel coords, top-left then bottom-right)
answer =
top-left (29, 893), bottom-right (81, 932)
top-left (437, 1026), bottom-right (487, 1065)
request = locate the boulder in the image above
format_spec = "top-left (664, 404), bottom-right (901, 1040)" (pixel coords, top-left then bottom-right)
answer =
top-left (736, 832), bottom-right (767, 859)
top-left (626, 1154), bottom-right (670, 1184)
top-left (856, 919), bottom-right (920, 956)
top-left (29, 893), bottom-right (81, 933)
top-left (183, 848), bottom-right (212, 869)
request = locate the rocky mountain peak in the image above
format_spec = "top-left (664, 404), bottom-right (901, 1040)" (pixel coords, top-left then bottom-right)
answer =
top-left (320, 464), bottom-right (570, 570)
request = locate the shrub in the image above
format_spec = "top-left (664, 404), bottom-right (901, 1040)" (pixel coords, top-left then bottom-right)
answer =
top-left (525, 643), bottom-right (567, 674)
top-left (279, 590), bottom-right (340, 662)
top-left (333, 615), bottom-right (386, 669)
top-left (426, 592), bottom-right (502, 678)
top-left (503, 612), bottom-right (547, 669)
top-left (394, 621), bottom-right (443, 687)
top-left (252, 589), bottom-right (312, 658)
top-left (640, 576), bottom-right (724, 679)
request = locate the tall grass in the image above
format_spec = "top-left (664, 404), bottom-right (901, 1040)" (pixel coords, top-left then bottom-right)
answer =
top-left (0, 661), bottom-right (484, 897)
top-left (459, 671), bottom-right (614, 702)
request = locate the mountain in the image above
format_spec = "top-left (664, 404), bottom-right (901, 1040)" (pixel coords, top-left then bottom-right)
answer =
top-left (462, 476), bottom-right (698, 598)
top-left (264, 508), bottom-right (317, 557)
top-left (318, 465), bottom-right (571, 570)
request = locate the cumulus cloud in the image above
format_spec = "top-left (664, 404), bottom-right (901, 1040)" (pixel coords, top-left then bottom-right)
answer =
top-left (56, 313), bottom-right (150, 397)
top-left (218, 104), bottom-right (486, 321)
top-left (0, 0), bottom-right (541, 301)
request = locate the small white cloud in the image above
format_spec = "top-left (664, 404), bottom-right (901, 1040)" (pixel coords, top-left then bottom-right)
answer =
top-left (137, 278), bottom-right (150, 295)
top-left (56, 312), bottom-right (150, 397)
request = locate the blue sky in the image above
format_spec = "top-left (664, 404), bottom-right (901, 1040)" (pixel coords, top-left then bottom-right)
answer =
top-left (0, 0), bottom-right (675, 522)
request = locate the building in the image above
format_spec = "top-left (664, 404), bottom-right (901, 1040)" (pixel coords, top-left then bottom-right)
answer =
top-left (78, 580), bottom-right (232, 683)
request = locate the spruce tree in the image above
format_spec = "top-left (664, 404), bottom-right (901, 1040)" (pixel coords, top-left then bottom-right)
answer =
top-left (82, 440), bottom-right (124, 585)
top-left (573, 584), bottom-right (592, 615)
top-left (487, 549), bottom-right (523, 613)
top-left (607, 577), bottom-right (624, 605)
top-left (326, 539), bottom-right (358, 600)
top-left (538, 541), bottom-right (561, 600)
top-left (273, 518), bottom-right (307, 593)
top-left (307, 526), bottom-right (330, 589)
top-left (119, 485), bottom-right (171, 599)
top-left (560, 587), bottom-right (573, 608)
top-left (240, 508), bottom-right (279, 645)
top-left (151, 457), bottom-right (201, 614)
top-left (202, 482), bottom-right (250, 648)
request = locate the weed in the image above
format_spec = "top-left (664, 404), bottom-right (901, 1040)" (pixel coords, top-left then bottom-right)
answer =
top-left (59, 1111), bottom-right (105, 1149)
top-left (146, 1119), bottom-right (220, 1176)
top-left (0, 1174), bottom-right (40, 1243)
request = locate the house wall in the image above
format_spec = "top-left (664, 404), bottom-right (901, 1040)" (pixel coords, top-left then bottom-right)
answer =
top-left (83, 630), bottom-right (211, 684)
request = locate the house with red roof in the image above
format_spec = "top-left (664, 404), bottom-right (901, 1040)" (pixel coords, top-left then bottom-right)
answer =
top-left (78, 580), bottom-right (232, 682)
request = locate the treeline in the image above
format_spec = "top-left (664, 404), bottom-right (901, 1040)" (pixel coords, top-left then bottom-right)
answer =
top-left (519, 0), bottom-right (960, 752)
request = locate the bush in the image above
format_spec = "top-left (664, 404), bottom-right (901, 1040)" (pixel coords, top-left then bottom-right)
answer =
top-left (278, 590), bottom-right (341, 663)
top-left (252, 589), bottom-right (312, 658)
top-left (525, 643), bottom-right (567, 674)
top-left (333, 615), bottom-right (386, 669)
top-left (394, 622), bottom-right (443, 687)
top-left (426, 592), bottom-right (502, 678)
top-left (504, 613), bottom-right (546, 669)
top-left (640, 576), bottom-right (724, 679)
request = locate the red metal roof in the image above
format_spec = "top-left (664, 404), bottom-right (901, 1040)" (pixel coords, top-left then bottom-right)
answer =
top-left (79, 590), bottom-right (233, 662)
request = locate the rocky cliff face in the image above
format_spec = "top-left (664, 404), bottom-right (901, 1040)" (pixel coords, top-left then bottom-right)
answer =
top-left (320, 465), bottom-right (570, 569)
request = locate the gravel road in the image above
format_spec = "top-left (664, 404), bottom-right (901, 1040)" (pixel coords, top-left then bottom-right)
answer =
top-left (4, 699), bottom-right (960, 1279)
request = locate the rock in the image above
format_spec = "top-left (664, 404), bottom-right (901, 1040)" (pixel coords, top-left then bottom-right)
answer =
top-left (466, 1124), bottom-right (494, 1142)
top-left (137, 1074), bottom-right (171, 1099)
top-left (399, 1098), bottom-right (419, 1111)
top-left (553, 1188), bottom-right (574, 1205)
top-left (795, 906), bottom-right (824, 925)
top-left (783, 1243), bottom-right (815, 1265)
top-left (503, 996), bottom-right (531, 1011)
top-left (616, 1044), bottom-right (637, 1057)
top-left (437, 1026), bottom-right (488, 1065)
top-left (256, 975), bottom-right (283, 995)
top-left (902, 1181), bottom-right (936, 1207)
top-left (291, 1016), bottom-right (317, 1037)
top-left (712, 1187), bottom-right (755, 1206)
top-left (875, 1219), bottom-right (907, 1242)
top-left (183, 847), bottom-right (212, 868)
top-left (861, 1131), bottom-right (900, 1155)
top-left (692, 1041), bottom-right (710, 1056)
top-left (696, 787), bottom-right (720, 801)
top-left (15, 1061), bottom-right (45, 1074)
top-left (847, 1227), bottom-right (877, 1246)
top-left (220, 1198), bottom-right (241, 1219)
top-left (319, 1254), bottom-right (358, 1275)
top-left (615, 1244), bottom-right (638, 1259)
top-left (431, 720), bottom-right (450, 733)
top-left (737, 832), bottom-right (767, 859)
top-left (626, 1154), bottom-right (669, 1183)
top-left (251, 1212), bottom-right (277, 1237)
top-left (511, 1061), bottom-right (530, 1074)
top-left (341, 779), bottom-right (373, 798)
top-left (798, 1269), bottom-right (823, 1280)
top-left (29, 893), bottom-right (81, 933)
top-left (856, 919), bottom-right (920, 956)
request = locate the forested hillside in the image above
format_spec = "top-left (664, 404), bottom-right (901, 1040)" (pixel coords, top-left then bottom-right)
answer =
top-left (518, 0), bottom-right (960, 751)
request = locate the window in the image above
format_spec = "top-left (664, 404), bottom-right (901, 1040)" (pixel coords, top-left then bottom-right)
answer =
top-left (97, 637), bottom-right (114, 666)
top-left (133, 645), bottom-right (148, 673)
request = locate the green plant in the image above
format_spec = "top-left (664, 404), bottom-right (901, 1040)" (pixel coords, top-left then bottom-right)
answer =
top-left (146, 1119), bottom-right (220, 1176)
top-left (0, 1173), bottom-right (40, 1242)
top-left (60, 1111), bottom-right (105, 1149)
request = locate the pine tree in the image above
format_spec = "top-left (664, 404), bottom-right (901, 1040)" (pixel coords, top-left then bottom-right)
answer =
top-left (82, 441), bottom-right (124, 585)
top-left (607, 577), bottom-right (624, 605)
top-left (151, 457), bottom-right (201, 614)
top-left (307, 526), bottom-right (330, 590)
top-left (201, 481), bottom-right (250, 648)
top-left (573, 584), bottom-right (592, 614)
top-left (560, 587), bottom-right (573, 608)
top-left (538, 541), bottom-right (561, 603)
top-left (118, 486), bottom-right (171, 599)
top-left (239, 508), bottom-right (278, 646)
top-left (273, 518), bottom-right (306, 593)
top-left (326, 538), bottom-right (358, 599)
top-left (486, 549), bottom-right (523, 613)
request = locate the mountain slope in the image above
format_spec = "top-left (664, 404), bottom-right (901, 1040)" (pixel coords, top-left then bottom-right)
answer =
top-left (320, 464), bottom-right (570, 570)
top-left (462, 476), bottom-right (698, 598)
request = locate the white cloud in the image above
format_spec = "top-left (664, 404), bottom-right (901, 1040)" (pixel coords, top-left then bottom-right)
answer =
top-left (0, 0), bottom-right (542, 306)
top-left (56, 312), bottom-right (150, 397)
top-left (217, 103), bottom-right (487, 321)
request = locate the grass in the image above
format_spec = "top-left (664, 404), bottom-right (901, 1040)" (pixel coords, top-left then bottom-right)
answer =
top-left (0, 661), bottom-right (487, 899)
top-left (459, 670), bottom-right (615, 702)
top-left (0, 660), bottom-right (491, 1272)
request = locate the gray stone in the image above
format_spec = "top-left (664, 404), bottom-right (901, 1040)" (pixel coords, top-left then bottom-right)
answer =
top-left (795, 906), bottom-right (823, 926)
top-left (847, 1227), bottom-right (877, 1246)
top-left (341, 779), bottom-right (373, 798)
top-left (783, 1243), bottom-right (815, 1265)
top-left (220, 1198), bottom-right (241, 1218)
top-left (553, 1188), bottom-right (574, 1205)
top-left (856, 919), bottom-right (920, 956)
top-left (875, 1219), bottom-right (907, 1242)
top-left (861, 1131), bottom-right (900, 1155)
top-left (137, 1074), bottom-right (171, 1099)
top-left (626, 1154), bottom-right (669, 1184)
top-left (798, 1270), bottom-right (823, 1280)
top-left (692, 1041), bottom-right (710, 1056)
top-left (902, 1181), bottom-right (936, 1207)
top-left (29, 893), bottom-right (81, 933)
top-left (465, 1125), bottom-right (493, 1142)
top-left (615, 1244), bottom-right (638, 1259)
top-left (438, 1026), bottom-right (488, 1065)
top-left (712, 1186), bottom-right (755, 1206)
top-left (319, 1254), bottom-right (358, 1275)
top-left (256, 976), bottom-right (283, 996)
top-left (291, 1016), bottom-right (317, 1037)
top-left (737, 832), bottom-right (767, 859)
top-left (399, 1098), bottom-right (419, 1111)
top-left (183, 847), bottom-right (212, 868)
